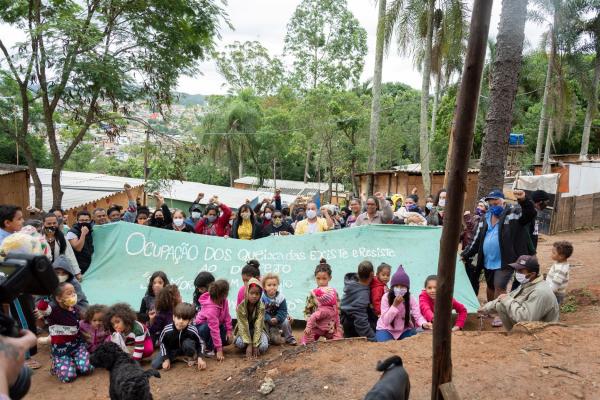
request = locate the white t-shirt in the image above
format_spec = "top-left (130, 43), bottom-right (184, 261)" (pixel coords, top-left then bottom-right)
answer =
top-left (65, 231), bottom-right (78, 241)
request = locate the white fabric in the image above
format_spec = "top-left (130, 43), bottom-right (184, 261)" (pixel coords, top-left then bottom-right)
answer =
top-left (563, 163), bottom-right (600, 197)
top-left (65, 232), bottom-right (78, 241)
top-left (514, 173), bottom-right (560, 194)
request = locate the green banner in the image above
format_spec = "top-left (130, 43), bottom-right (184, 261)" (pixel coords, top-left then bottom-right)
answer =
top-left (82, 222), bottom-right (480, 319)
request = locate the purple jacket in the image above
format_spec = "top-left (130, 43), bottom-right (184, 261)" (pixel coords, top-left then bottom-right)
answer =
top-left (79, 320), bottom-right (110, 352)
top-left (376, 294), bottom-right (427, 339)
top-left (149, 310), bottom-right (173, 342)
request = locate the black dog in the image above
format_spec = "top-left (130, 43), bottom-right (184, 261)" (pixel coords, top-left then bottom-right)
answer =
top-left (90, 342), bottom-right (160, 400)
top-left (364, 356), bottom-right (410, 400)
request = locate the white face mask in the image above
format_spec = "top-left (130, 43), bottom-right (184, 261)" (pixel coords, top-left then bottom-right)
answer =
top-left (57, 274), bottom-right (69, 283)
top-left (306, 210), bottom-right (317, 219)
top-left (264, 213), bottom-right (272, 220)
top-left (191, 212), bottom-right (201, 219)
top-left (515, 272), bottom-right (529, 284)
top-left (426, 202), bottom-right (434, 210)
top-left (393, 287), bottom-right (407, 297)
top-left (438, 199), bottom-right (446, 207)
top-left (173, 218), bottom-right (185, 227)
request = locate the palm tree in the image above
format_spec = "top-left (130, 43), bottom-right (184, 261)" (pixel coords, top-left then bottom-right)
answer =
top-left (367, 0), bottom-right (387, 196)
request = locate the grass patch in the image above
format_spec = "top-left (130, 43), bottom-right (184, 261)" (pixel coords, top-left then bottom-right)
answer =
top-left (560, 296), bottom-right (578, 313)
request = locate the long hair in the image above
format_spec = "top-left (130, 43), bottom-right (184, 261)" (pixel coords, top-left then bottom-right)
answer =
top-left (146, 271), bottom-right (170, 296)
top-left (43, 213), bottom-right (66, 257)
top-left (235, 204), bottom-right (255, 226)
top-left (155, 284), bottom-right (180, 313)
top-left (387, 288), bottom-right (411, 329)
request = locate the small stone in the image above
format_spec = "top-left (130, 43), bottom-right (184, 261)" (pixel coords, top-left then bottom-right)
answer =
top-left (258, 377), bottom-right (275, 395)
top-left (530, 393), bottom-right (535, 397)
top-left (324, 386), bottom-right (329, 390)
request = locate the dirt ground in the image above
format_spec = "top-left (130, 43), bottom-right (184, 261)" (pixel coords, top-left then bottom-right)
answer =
top-left (26, 229), bottom-right (600, 399)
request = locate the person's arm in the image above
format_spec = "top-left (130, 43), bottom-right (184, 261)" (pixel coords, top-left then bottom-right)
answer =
top-left (235, 304), bottom-right (251, 344)
top-left (371, 286), bottom-right (384, 316)
top-left (351, 295), bottom-right (375, 339)
top-left (139, 297), bottom-right (148, 315)
top-left (419, 292), bottom-right (435, 322)
top-left (123, 184), bottom-right (138, 223)
top-left (461, 221), bottom-right (483, 260)
top-left (276, 299), bottom-right (288, 324)
top-left (161, 204), bottom-right (172, 226)
top-left (64, 241), bottom-right (81, 276)
top-left (131, 324), bottom-right (146, 361)
top-left (514, 190), bottom-right (536, 226)
top-left (378, 195), bottom-right (394, 224)
top-left (0, 330), bottom-right (37, 397)
top-left (158, 327), bottom-right (169, 357)
top-left (217, 202), bottom-right (232, 227)
top-left (252, 306), bottom-right (266, 347)
top-left (224, 302), bottom-right (233, 337)
top-left (68, 228), bottom-right (89, 252)
top-left (379, 296), bottom-right (400, 327)
top-left (321, 207), bottom-right (334, 230)
top-left (274, 192), bottom-right (282, 211)
top-left (207, 309), bottom-right (224, 351)
top-left (479, 298), bottom-right (498, 315)
top-left (548, 264), bottom-right (569, 291)
top-left (410, 297), bottom-right (428, 328)
top-left (194, 217), bottom-right (205, 234)
top-left (452, 299), bottom-right (468, 329)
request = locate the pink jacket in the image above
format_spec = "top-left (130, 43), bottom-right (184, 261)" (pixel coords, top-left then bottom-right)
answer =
top-left (376, 293), bottom-right (427, 339)
top-left (305, 288), bottom-right (342, 336)
top-left (419, 290), bottom-right (467, 329)
top-left (194, 292), bottom-right (233, 351)
top-left (79, 320), bottom-right (110, 353)
top-left (236, 285), bottom-right (245, 306)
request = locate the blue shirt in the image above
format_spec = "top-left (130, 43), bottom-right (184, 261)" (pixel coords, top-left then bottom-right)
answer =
top-left (483, 213), bottom-right (502, 270)
top-left (0, 228), bottom-right (11, 246)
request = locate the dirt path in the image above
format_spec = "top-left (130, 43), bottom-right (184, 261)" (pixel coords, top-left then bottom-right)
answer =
top-left (26, 230), bottom-right (600, 399)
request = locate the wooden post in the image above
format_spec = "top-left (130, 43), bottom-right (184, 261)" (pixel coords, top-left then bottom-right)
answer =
top-left (431, 1), bottom-right (493, 400)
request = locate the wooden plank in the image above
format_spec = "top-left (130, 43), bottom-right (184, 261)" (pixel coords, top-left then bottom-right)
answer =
top-left (574, 195), bottom-right (594, 229)
top-left (593, 193), bottom-right (600, 227)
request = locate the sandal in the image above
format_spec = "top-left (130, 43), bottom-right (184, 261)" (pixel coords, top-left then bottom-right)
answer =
top-left (25, 359), bottom-right (42, 370)
top-left (491, 317), bottom-right (503, 327)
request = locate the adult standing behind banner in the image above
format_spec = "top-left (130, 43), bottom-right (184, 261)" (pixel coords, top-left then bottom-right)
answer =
top-left (148, 193), bottom-right (173, 229)
top-left (344, 198), bottom-right (362, 228)
top-left (295, 202), bottom-right (334, 235)
top-left (186, 192), bottom-right (205, 229)
top-left (426, 188), bottom-right (447, 226)
top-left (42, 213), bottom-right (81, 280)
top-left (353, 193), bottom-right (393, 226)
top-left (66, 210), bottom-right (94, 275)
top-left (530, 190), bottom-right (550, 250)
top-left (231, 204), bottom-right (263, 240)
top-left (262, 210), bottom-right (294, 236)
top-left (461, 189), bottom-right (536, 327)
top-left (194, 196), bottom-right (232, 237)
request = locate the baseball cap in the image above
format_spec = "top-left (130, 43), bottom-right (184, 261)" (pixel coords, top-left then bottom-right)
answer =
top-left (531, 190), bottom-right (550, 203)
top-left (509, 255), bottom-right (540, 273)
top-left (484, 190), bottom-right (505, 201)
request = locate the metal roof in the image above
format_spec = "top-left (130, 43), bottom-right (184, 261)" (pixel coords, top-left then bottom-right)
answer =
top-left (0, 163), bottom-right (29, 176)
top-left (235, 176), bottom-right (344, 192)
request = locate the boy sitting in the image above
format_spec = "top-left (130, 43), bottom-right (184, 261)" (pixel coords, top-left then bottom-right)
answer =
top-left (152, 303), bottom-right (205, 370)
top-left (340, 261), bottom-right (376, 341)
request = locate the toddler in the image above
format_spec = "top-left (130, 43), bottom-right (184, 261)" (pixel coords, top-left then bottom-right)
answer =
top-left (234, 278), bottom-right (269, 359)
top-left (261, 273), bottom-right (296, 345)
top-left (340, 261), bottom-right (377, 341)
top-left (139, 271), bottom-right (169, 316)
top-left (376, 266), bottom-right (431, 342)
top-left (36, 283), bottom-right (94, 382)
top-left (106, 303), bottom-right (153, 362)
top-left (546, 240), bottom-right (574, 304)
top-left (192, 271), bottom-right (215, 311)
top-left (236, 259), bottom-right (260, 305)
top-left (302, 286), bottom-right (343, 344)
top-left (149, 284), bottom-right (181, 343)
top-left (153, 303), bottom-right (205, 371)
top-left (419, 275), bottom-right (467, 331)
top-left (79, 304), bottom-right (110, 353)
top-left (370, 263), bottom-right (391, 316)
top-left (304, 258), bottom-right (339, 318)
top-left (195, 280), bottom-right (233, 361)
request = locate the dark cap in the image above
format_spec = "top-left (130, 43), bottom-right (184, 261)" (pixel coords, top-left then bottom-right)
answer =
top-left (531, 190), bottom-right (550, 203)
top-left (484, 190), bottom-right (505, 201)
top-left (509, 255), bottom-right (539, 272)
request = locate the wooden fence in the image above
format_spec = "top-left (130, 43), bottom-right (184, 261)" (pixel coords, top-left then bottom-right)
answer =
top-left (550, 193), bottom-right (600, 234)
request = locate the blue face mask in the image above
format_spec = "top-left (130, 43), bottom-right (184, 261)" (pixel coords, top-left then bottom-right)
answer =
top-left (407, 204), bottom-right (419, 212)
top-left (475, 208), bottom-right (485, 216)
top-left (490, 205), bottom-right (504, 217)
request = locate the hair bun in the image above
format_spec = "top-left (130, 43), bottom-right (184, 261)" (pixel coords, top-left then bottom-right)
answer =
top-left (319, 258), bottom-right (327, 264)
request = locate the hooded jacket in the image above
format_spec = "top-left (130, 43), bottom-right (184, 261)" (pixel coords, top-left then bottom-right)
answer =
top-left (340, 273), bottom-right (375, 339)
top-left (194, 203), bottom-right (232, 237)
top-left (419, 290), bottom-right (467, 329)
top-left (194, 291), bottom-right (233, 351)
top-left (305, 287), bottom-right (342, 337)
top-left (261, 291), bottom-right (288, 324)
top-left (370, 276), bottom-right (387, 316)
top-left (53, 255), bottom-right (88, 310)
top-left (234, 278), bottom-right (266, 347)
top-left (376, 292), bottom-right (426, 339)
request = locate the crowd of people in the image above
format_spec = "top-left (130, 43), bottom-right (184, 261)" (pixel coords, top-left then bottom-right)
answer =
top-left (0, 183), bottom-right (575, 394)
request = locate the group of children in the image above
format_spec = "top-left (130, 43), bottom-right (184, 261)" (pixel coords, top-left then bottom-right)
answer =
top-left (36, 239), bottom-right (574, 384)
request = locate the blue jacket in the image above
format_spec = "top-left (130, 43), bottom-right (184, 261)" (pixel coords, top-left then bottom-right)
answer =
top-left (261, 292), bottom-right (288, 324)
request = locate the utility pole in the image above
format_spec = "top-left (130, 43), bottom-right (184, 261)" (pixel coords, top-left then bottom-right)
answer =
top-left (431, 1), bottom-right (492, 399)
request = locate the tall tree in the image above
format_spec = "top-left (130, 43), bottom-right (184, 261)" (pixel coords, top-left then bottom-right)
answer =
top-left (420, 0), bottom-right (435, 197)
top-left (477, 0), bottom-right (528, 199)
top-left (0, 0), bottom-right (227, 207)
top-left (367, 0), bottom-right (387, 196)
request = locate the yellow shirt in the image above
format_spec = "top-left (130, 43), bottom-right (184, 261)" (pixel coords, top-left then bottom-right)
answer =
top-left (237, 219), bottom-right (253, 240)
top-left (295, 217), bottom-right (329, 235)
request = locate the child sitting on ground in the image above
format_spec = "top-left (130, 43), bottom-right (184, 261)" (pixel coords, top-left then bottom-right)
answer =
top-left (36, 283), bottom-right (94, 382)
top-left (148, 284), bottom-right (181, 343)
top-left (546, 240), bottom-right (574, 305)
top-left (139, 271), bottom-right (169, 318)
top-left (234, 278), bottom-right (269, 359)
top-left (340, 261), bottom-right (377, 341)
top-left (192, 271), bottom-right (215, 312)
top-left (419, 275), bottom-right (467, 331)
top-left (376, 266), bottom-right (432, 342)
top-left (106, 303), bottom-right (153, 362)
top-left (79, 304), bottom-right (110, 353)
top-left (236, 259), bottom-right (260, 305)
top-left (195, 280), bottom-right (233, 362)
top-left (152, 303), bottom-right (205, 371)
top-left (261, 273), bottom-right (297, 345)
top-left (371, 263), bottom-right (391, 316)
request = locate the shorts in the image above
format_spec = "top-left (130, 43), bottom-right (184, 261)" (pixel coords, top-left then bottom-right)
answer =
top-left (484, 266), bottom-right (513, 291)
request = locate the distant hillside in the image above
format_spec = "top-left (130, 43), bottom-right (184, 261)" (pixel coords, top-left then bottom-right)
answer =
top-left (174, 92), bottom-right (206, 106)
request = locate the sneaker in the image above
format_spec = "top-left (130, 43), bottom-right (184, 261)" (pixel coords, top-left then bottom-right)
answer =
top-left (203, 350), bottom-right (216, 358)
top-left (286, 338), bottom-right (298, 346)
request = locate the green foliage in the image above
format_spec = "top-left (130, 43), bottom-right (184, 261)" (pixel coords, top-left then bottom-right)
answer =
top-left (284, 0), bottom-right (368, 90)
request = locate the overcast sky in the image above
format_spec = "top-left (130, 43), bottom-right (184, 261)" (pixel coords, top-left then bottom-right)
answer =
top-left (0, 1), bottom-right (547, 95)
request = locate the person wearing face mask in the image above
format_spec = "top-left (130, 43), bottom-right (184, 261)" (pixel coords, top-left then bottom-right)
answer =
top-left (394, 195), bottom-right (425, 225)
top-left (107, 206), bottom-right (123, 224)
top-left (460, 200), bottom-right (488, 294)
top-left (43, 213), bottom-right (81, 280)
top-left (426, 189), bottom-right (446, 226)
top-left (231, 204), bottom-right (264, 240)
top-left (424, 195), bottom-right (435, 217)
top-left (66, 210), bottom-right (95, 275)
top-left (168, 209), bottom-right (194, 233)
top-left (478, 255), bottom-right (559, 331)
top-left (194, 196), bottom-right (232, 237)
top-left (461, 189), bottom-right (536, 327)
top-left (50, 255), bottom-right (89, 310)
top-left (185, 193), bottom-right (205, 229)
top-left (49, 207), bottom-right (70, 235)
top-left (258, 205), bottom-right (276, 229)
top-left (262, 210), bottom-right (295, 236)
top-left (294, 202), bottom-right (334, 235)
top-left (148, 194), bottom-right (173, 229)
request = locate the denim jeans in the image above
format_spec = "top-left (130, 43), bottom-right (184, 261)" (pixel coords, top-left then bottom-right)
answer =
top-left (196, 322), bottom-right (227, 352)
top-left (375, 328), bottom-right (417, 342)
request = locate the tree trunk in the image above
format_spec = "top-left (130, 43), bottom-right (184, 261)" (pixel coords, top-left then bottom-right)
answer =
top-left (542, 116), bottom-right (554, 173)
top-left (476, 0), bottom-right (528, 200)
top-left (535, 30), bottom-right (555, 164)
top-left (303, 146), bottom-right (311, 183)
top-left (225, 135), bottom-right (236, 187)
top-left (238, 143), bottom-right (243, 178)
top-left (431, 72), bottom-right (441, 145)
top-left (419, 0), bottom-right (435, 197)
top-left (367, 0), bottom-right (387, 196)
top-left (580, 52), bottom-right (600, 160)
top-left (51, 167), bottom-right (63, 208)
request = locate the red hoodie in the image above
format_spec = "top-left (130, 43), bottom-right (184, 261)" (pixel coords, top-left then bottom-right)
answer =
top-left (194, 203), bottom-right (232, 237)
top-left (419, 290), bottom-right (467, 329)
top-left (370, 276), bottom-right (388, 316)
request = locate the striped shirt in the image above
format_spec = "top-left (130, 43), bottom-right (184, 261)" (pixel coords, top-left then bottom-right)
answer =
top-left (546, 262), bottom-right (571, 295)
